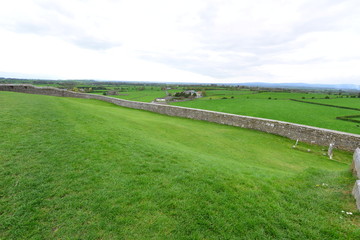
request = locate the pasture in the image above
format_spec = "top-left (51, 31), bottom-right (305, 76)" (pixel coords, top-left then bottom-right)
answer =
top-left (172, 92), bottom-right (360, 135)
top-left (0, 91), bottom-right (359, 239)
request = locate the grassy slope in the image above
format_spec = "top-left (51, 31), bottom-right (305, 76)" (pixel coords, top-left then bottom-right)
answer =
top-left (0, 92), bottom-right (359, 239)
top-left (172, 98), bottom-right (360, 135)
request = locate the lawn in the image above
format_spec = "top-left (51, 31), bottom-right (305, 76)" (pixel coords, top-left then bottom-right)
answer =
top-left (0, 92), bottom-right (359, 239)
top-left (172, 98), bottom-right (360, 135)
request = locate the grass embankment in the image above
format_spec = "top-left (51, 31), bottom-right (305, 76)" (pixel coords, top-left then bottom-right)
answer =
top-left (172, 97), bottom-right (360, 135)
top-left (0, 92), bottom-right (359, 239)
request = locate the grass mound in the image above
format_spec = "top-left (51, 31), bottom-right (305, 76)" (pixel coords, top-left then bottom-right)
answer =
top-left (0, 92), bottom-right (359, 239)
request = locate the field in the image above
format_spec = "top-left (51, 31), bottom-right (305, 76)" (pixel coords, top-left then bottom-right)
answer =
top-left (91, 88), bottom-right (179, 103)
top-left (200, 90), bottom-right (334, 100)
top-left (0, 92), bottom-right (359, 239)
top-left (172, 92), bottom-right (360, 135)
top-left (307, 98), bottom-right (360, 109)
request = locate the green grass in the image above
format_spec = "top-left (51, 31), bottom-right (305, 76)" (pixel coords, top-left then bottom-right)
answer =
top-left (0, 92), bottom-right (359, 239)
top-left (172, 98), bottom-right (360, 134)
top-left (91, 89), bottom-right (180, 102)
top-left (201, 91), bottom-right (335, 100)
top-left (306, 98), bottom-right (360, 109)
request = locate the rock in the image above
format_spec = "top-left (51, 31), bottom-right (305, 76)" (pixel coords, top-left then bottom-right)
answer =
top-left (328, 143), bottom-right (334, 160)
top-left (352, 180), bottom-right (360, 211)
top-left (352, 148), bottom-right (360, 179)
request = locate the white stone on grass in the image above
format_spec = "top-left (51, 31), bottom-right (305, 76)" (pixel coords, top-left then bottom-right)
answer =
top-left (352, 180), bottom-right (360, 211)
top-left (328, 143), bottom-right (334, 159)
top-left (352, 148), bottom-right (360, 179)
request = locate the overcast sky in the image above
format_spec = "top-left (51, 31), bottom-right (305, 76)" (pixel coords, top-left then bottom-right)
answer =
top-left (0, 0), bottom-right (359, 84)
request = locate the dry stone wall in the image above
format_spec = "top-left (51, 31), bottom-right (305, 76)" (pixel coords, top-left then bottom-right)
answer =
top-left (1, 84), bottom-right (360, 151)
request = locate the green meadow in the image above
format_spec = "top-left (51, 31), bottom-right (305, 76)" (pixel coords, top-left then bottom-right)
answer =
top-left (0, 92), bottom-right (359, 239)
top-left (172, 96), bottom-right (360, 135)
top-left (306, 98), bottom-right (360, 109)
top-left (92, 89), bottom-right (178, 103)
top-left (200, 90), bottom-right (333, 100)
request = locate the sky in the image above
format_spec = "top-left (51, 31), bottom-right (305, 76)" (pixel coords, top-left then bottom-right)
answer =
top-left (0, 0), bottom-right (360, 84)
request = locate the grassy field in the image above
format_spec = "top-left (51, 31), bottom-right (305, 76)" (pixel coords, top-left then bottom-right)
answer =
top-left (172, 96), bottom-right (360, 135)
top-left (306, 98), bottom-right (360, 109)
top-left (0, 92), bottom-right (359, 239)
top-left (200, 91), bottom-right (336, 100)
top-left (91, 89), bottom-right (178, 103)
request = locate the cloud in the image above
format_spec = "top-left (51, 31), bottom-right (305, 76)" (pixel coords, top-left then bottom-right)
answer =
top-left (0, 0), bottom-right (359, 84)
top-left (0, 0), bottom-right (121, 50)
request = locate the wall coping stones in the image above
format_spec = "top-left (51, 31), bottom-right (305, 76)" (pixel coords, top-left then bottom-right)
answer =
top-left (1, 84), bottom-right (360, 151)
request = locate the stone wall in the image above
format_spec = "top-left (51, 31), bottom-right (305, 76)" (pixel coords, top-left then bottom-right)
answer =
top-left (1, 84), bottom-right (360, 151)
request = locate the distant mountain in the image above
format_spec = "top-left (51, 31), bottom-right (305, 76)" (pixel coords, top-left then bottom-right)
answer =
top-left (235, 82), bottom-right (360, 90)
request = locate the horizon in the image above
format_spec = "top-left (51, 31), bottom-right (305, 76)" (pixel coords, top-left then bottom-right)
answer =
top-left (1, 0), bottom-right (360, 84)
top-left (1, 77), bottom-right (359, 90)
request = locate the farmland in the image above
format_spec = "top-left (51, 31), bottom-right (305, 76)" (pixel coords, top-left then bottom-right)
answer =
top-left (1, 79), bottom-right (359, 134)
top-left (172, 91), bottom-right (360, 135)
top-left (1, 91), bottom-right (359, 239)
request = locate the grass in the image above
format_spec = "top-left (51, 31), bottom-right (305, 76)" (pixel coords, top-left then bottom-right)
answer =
top-left (306, 98), bottom-right (360, 109)
top-left (91, 89), bottom-right (180, 102)
top-left (172, 98), bottom-right (360, 135)
top-left (0, 92), bottom-right (359, 239)
top-left (200, 91), bottom-right (335, 100)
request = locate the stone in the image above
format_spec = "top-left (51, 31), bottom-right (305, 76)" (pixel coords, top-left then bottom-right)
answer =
top-left (292, 139), bottom-right (299, 148)
top-left (352, 180), bottom-right (360, 211)
top-left (352, 148), bottom-right (360, 178)
top-left (328, 143), bottom-right (334, 159)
